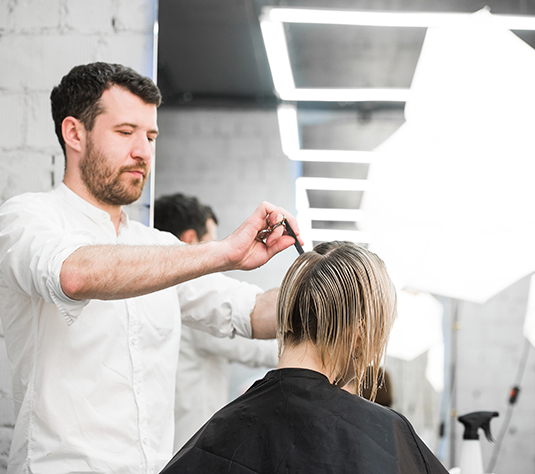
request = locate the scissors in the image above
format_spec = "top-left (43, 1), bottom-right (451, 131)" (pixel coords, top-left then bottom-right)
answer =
top-left (256, 216), bottom-right (304, 255)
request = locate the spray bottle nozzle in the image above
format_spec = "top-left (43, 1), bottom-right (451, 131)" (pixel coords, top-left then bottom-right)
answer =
top-left (458, 411), bottom-right (499, 442)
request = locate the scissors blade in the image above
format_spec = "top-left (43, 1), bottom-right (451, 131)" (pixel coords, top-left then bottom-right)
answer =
top-left (283, 219), bottom-right (304, 255)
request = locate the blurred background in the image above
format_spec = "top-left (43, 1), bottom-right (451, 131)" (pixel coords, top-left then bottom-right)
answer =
top-left (1, 0), bottom-right (535, 472)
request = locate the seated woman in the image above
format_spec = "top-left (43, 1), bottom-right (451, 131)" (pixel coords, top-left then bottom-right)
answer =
top-left (160, 242), bottom-right (448, 474)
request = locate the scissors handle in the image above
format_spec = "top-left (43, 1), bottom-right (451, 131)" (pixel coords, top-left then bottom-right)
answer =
top-left (256, 216), bottom-right (304, 256)
top-left (256, 220), bottom-right (285, 242)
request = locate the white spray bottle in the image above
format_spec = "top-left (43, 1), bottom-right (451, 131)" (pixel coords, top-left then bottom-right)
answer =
top-left (457, 411), bottom-right (499, 474)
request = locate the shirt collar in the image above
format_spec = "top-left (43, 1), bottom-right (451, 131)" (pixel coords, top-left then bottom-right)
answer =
top-left (56, 183), bottom-right (130, 227)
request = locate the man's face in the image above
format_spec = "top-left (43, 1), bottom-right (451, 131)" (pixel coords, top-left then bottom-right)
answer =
top-left (79, 86), bottom-right (158, 206)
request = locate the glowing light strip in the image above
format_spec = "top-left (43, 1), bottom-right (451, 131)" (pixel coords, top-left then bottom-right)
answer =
top-left (294, 216), bottom-right (370, 250)
top-left (308, 228), bottom-right (371, 243)
top-left (277, 105), bottom-right (374, 163)
top-left (299, 208), bottom-right (364, 221)
top-left (277, 104), bottom-right (300, 156)
top-left (296, 177), bottom-right (369, 191)
top-left (261, 16), bottom-right (410, 102)
top-left (294, 178), bottom-right (368, 212)
top-left (289, 150), bottom-right (373, 163)
top-left (262, 7), bottom-right (535, 30)
top-left (261, 8), bottom-right (535, 103)
top-left (260, 18), bottom-right (294, 93)
top-left (149, 18), bottom-right (160, 228)
top-left (294, 175), bottom-right (371, 249)
top-left (278, 88), bottom-right (411, 102)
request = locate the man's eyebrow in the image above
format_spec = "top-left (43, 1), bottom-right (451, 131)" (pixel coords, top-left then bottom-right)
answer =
top-left (115, 122), bottom-right (159, 135)
top-left (116, 122), bottom-right (137, 128)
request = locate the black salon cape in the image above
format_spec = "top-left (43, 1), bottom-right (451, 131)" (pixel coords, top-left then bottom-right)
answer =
top-left (160, 368), bottom-right (448, 474)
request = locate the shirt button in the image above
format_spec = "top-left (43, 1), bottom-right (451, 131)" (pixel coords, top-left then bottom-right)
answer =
top-left (143, 438), bottom-right (149, 445)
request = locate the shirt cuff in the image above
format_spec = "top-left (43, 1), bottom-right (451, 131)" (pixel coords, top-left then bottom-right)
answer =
top-left (228, 283), bottom-right (263, 339)
top-left (178, 274), bottom-right (263, 339)
top-left (46, 242), bottom-right (91, 326)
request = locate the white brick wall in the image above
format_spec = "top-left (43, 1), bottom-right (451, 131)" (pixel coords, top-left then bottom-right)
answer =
top-left (0, 93), bottom-right (25, 149)
top-left (0, 0), bottom-right (156, 470)
top-left (0, 324), bottom-right (14, 473)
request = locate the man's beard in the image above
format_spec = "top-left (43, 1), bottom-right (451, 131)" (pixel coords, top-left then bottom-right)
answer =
top-left (80, 137), bottom-right (148, 206)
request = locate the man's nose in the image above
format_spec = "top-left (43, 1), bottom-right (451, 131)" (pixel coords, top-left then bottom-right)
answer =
top-left (132, 135), bottom-right (153, 162)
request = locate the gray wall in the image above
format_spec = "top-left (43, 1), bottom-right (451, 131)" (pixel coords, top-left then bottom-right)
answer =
top-left (154, 107), bottom-right (300, 291)
top-left (451, 277), bottom-right (535, 473)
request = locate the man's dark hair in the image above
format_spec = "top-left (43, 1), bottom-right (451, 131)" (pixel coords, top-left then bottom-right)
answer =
top-left (154, 193), bottom-right (218, 241)
top-left (50, 62), bottom-right (162, 156)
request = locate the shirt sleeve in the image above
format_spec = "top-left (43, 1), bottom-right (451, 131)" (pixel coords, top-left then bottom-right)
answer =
top-left (177, 273), bottom-right (263, 339)
top-left (0, 195), bottom-right (92, 325)
top-left (191, 330), bottom-right (279, 368)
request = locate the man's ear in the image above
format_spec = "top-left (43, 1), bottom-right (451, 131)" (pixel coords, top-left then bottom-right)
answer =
top-left (179, 229), bottom-right (199, 244)
top-left (62, 116), bottom-right (85, 153)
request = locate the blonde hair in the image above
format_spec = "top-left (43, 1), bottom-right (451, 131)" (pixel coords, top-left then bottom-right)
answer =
top-left (276, 241), bottom-right (397, 399)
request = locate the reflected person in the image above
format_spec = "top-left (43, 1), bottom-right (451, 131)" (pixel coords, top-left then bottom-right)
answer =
top-left (154, 192), bottom-right (278, 451)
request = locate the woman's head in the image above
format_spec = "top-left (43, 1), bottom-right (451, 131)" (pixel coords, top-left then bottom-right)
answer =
top-left (276, 241), bottom-right (397, 398)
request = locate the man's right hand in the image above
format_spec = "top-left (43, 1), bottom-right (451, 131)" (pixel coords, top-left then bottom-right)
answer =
top-left (221, 202), bottom-right (303, 272)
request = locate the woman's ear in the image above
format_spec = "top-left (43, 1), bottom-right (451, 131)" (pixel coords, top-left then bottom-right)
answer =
top-left (355, 334), bottom-right (362, 357)
top-left (62, 116), bottom-right (85, 153)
